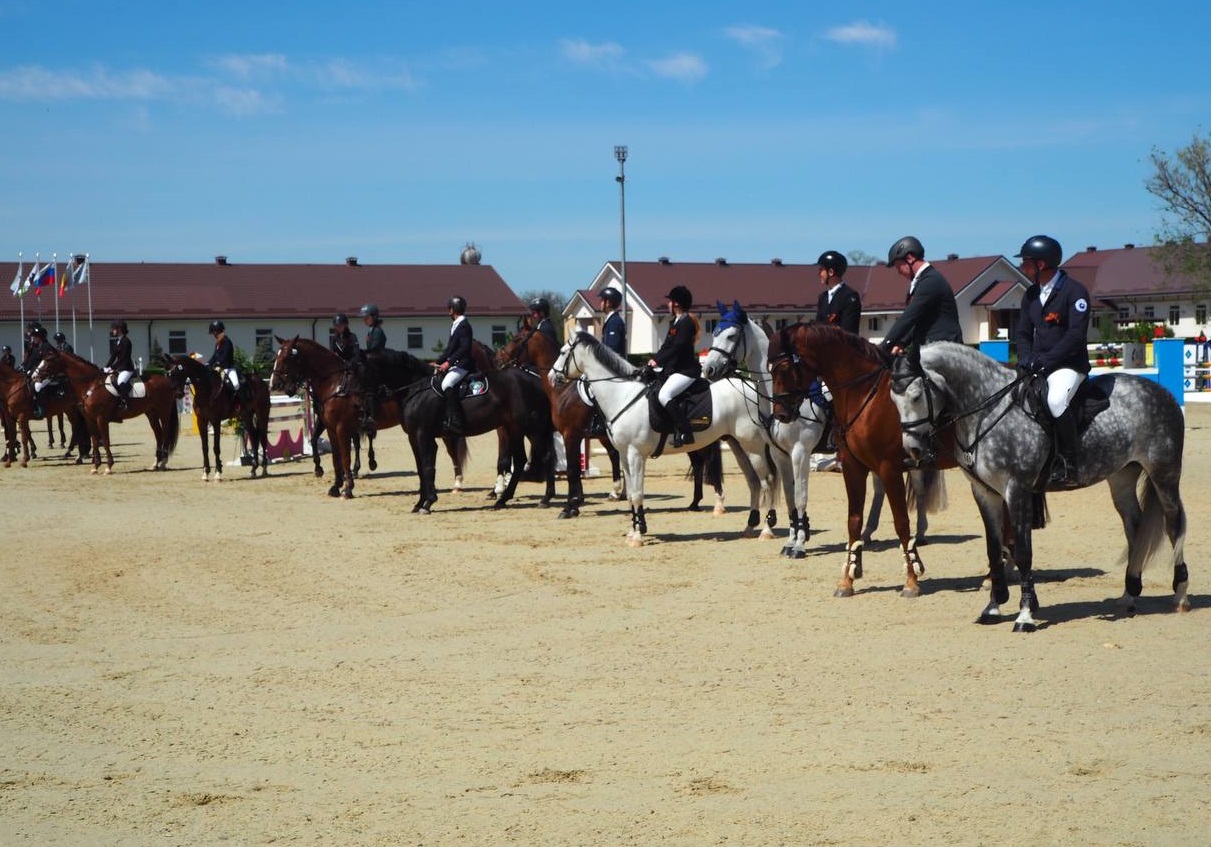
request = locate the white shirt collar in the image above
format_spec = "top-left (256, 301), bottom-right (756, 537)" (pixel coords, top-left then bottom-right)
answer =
top-left (450, 315), bottom-right (466, 334)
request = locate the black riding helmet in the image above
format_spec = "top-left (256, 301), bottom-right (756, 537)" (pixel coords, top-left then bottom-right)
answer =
top-left (1, 345), bottom-right (11, 353)
top-left (30, 326), bottom-right (47, 339)
top-left (208, 319), bottom-right (225, 335)
top-left (333, 312), bottom-right (349, 327)
top-left (111, 319), bottom-right (128, 334)
top-left (599, 287), bottom-right (622, 307)
top-left (54, 330), bottom-right (67, 342)
top-left (1015, 235), bottom-right (1063, 269)
top-left (665, 285), bottom-right (693, 310)
top-left (359, 303), bottom-right (379, 319)
top-left (447, 296), bottom-right (467, 315)
top-left (886, 235), bottom-right (925, 267)
top-left (817, 250), bottom-right (848, 276)
top-left (528, 297), bottom-right (550, 315)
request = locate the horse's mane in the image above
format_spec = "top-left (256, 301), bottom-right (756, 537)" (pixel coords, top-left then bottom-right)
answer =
top-left (575, 331), bottom-right (637, 378)
top-left (790, 322), bottom-right (889, 368)
top-left (919, 342), bottom-right (1010, 389)
top-left (56, 348), bottom-right (102, 376)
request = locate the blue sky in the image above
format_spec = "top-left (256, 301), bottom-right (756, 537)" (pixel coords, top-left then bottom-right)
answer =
top-left (2, 0), bottom-right (1209, 298)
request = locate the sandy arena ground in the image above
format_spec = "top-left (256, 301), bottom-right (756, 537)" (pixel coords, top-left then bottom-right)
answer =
top-left (3, 404), bottom-right (1210, 846)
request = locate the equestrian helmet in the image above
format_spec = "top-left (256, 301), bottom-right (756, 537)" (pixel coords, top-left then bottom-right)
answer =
top-left (208, 319), bottom-right (225, 335)
top-left (333, 312), bottom-right (349, 327)
top-left (599, 287), bottom-right (622, 307)
top-left (817, 250), bottom-right (848, 275)
top-left (1015, 235), bottom-right (1063, 269)
top-left (30, 325), bottom-right (47, 338)
top-left (528, 297), bottom-right (550, 315)
top-left (111, 319), bottom-right (128, 334)
top-left (359, 303), bottom-right (379, 318)
top-left (665, 285), bottom-right (693, 309)
top-left (27, 320), bottom-right (43, 333)
top-left (1, 345), bottom-right (10, 353)
top-left (53, 330), bottom-right (67, 343)
top-left (886, 235), bottom-right (925, 267)
top-left (447, 296), bottom-right (467, 314)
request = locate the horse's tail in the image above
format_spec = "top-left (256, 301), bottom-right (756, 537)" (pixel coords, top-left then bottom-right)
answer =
top-left (1032, 493), bottom-right (1048, 530)
top-left (1128, 476), bottom-right (1184, 574)
top-left (907, 466), bottom-right (948, 514)
top-left (456, 434), bottom-right (471, 471)
top-left (685, 441), bottom-right (724, 492)
top-left (163, 401), bottom-right (181, 457)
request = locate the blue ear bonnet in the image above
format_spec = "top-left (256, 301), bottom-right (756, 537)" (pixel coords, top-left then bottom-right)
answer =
top-left (714, 299), bottom-right (747, 334)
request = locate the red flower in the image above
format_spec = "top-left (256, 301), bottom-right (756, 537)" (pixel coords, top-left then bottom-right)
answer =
top-left (827, 313), bottom-right (838, 323)
top-left (1043, 311), bottom-right (1061, 325)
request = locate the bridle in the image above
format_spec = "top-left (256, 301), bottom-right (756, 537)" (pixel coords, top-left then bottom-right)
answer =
top-left (706, 321), bottom-right (748, 380)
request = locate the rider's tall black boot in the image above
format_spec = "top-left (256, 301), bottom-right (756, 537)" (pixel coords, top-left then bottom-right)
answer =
top-left (669, 397), bottom-right (694, 447)
top-left (361, 393), bottom-right (377, 437)
top-left (1049, 405), bottom-right (1080, 489)
top-left (443, 386), bottom-right (465, 435)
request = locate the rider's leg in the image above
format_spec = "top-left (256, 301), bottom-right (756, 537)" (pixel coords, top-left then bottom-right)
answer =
top-left (441, 368), bottom-right (467, 434)
top-left (1046, 369), bottom-right (1084, 488)
top-left (658, 373), bottom-right (695, 447)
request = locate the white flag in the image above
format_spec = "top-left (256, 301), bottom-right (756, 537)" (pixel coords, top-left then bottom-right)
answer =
top-left (18, 260), bottom-right (40, 298)
top-left (72, 256), bottom-right (90, 289)
top-left (9, 258), bottom-right (22, 296)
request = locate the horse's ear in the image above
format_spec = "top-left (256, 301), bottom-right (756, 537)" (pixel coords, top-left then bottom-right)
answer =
top-left (717, 300), bottom-right (727, 316)
top-left (733, 299), bottom-right (742, 313)
top-left (274, 335), bottom-right (285, 345)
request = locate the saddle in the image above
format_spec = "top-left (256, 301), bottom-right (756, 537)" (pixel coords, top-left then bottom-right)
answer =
top-left (1017, 373), bottom-right (1111, 491)
top-left (646, 377), bottom-right (713, 433)
top-left (431, 373), bottom-right (490, 400)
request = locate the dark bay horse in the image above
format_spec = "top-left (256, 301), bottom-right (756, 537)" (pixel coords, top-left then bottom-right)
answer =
top-left (889, 343), bottom-right (1189, 631)
top-left (163, 354), bottom-right (271, 480)
top-left (767, 323), bottom-right (948, 596)
top-left (375, 345), bottom-right (556, 514)
top-left (31, 349), bottom-right (180, 474)
top-left (0, 361), bottom-right (40, 467)
top-left (497, 326), bottom-right (723, 519)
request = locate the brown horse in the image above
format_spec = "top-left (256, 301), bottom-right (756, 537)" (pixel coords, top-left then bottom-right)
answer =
top-left (163, 354), bottom-right (271, 480)
top-left (767, 323), bottom-right (950, 597)
top-left (31, 349), bottom-right (180, 474)
top-left (0, 361), bottom-right (38, 466)
top-left (497, 326), bottom-right (723, 518)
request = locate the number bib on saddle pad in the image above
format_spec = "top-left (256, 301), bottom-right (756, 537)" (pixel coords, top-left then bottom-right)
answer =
top-left (647, 378), bottom-right (713, 433)
top-left (104, 378), bottom-right (147, 399)
top-left (433, 373), bottom-right (489, 400)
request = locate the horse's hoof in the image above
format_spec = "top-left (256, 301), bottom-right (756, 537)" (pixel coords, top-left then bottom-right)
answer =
top-left (625, 536), bottom-right (644, 548)
top-left (214, 476), bottom-right (223, 483)
top-left (416, 507), bottom-right (430, 515)
top-left (492, 499), bottom-right (508, 510)
top-left (976, 612), bottom-right (1000, 625)
top-left (369, 459), bottom-right (378, 472)
top-left (780, 546), bottom-right (793, 558)
top-left (713, 504), bottom-right (727, 517)
top-left (104, 468), bottom-right (114, 476)
top-left (540, 498), bottom-right (552, 508)
top-left (687, 503), bottom-right (702, 512)
top-left (759, 528), bottom-right (775, 540)
top-left (900, 586), bottom-right (921, 599)
top-left (1012, 621), bottom-right (1037, 633)
top-left (607, 492), bottom-right (622, 502)
top-left (833, 587), bottom-right (855, 598)
top-left (314, 469), bottom-right (324, 478)
top-left (791, 550), bottom-right (806, 560)
top-left (327, 486), bottom-right (341, 498)
top-left (341, 492), bottom-right (353, 500)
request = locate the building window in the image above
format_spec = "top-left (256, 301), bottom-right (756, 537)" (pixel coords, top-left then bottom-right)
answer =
top-left (867, 317), bottom-right (880, 332)
top-left (1198, 304), bottom-right (1207, 325)
top-left (255, 328), bottom-right (273, 351)
top-left (1143, 306), bottom-right (1155, 319)
top-left (407, 327), bottom-right (423, 350)
top-left (704, 319), bottom-right (718, 334)
top-left (774, 318), bottom-right (788, 331)
top-left (168, 330), bottom-right (187, 356)
top-left (1169, 305), bottom-right (1181, 326)
top-left (1091, 314), bottom-right (1101, 330)
top-left (491, 325), bottom-right (508, 347)
top-left (1118, 307), bottom-right (1131, 321)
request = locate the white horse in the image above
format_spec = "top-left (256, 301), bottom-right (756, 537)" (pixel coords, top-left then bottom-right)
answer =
top-left (700, 303), bottom-right (940, 558)
top-left (550, 332), bottom-right (777, 546)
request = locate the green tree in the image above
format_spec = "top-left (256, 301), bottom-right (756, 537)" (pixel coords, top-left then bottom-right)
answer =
top-left (1145, 130), bottom-right (1211, 288)
top-left (846, 249), bottom-right (879, 266)
top-left (519, 289), bottom-right (568, 343)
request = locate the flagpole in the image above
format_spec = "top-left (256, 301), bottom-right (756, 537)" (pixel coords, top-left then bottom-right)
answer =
top-left (86, 253), bottom-right (94, 361)
top-left (17, 252), bottom-right (24, 340)
top-left (52, 253), bottom-right (59, 334)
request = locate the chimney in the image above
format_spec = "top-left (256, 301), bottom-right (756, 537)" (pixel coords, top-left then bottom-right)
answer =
top-left (657, 256), bottom-right (671, 265)
top-left (1086, 246), bottom-right (1097, 252)
top-left (771, 258), bottom-right (783, 266)
top-left (946, 253), bottom-right (959, 261)
top-left (714, 257), bottom-right (728, 266)
top-left (214, 255), bottom-right (228, 265)
top-left (1124, 243), bottom-right (1135, 250)
top-left (346, 256), bottom-right (359, 266)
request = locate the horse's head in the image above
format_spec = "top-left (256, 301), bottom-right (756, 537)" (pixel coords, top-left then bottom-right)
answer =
top-left (270, 335), bottom-right (304, 395)
top-left (548, 337), bottom-right (577, 388)
top-left (163, 355), bottom-right (192, 398)
top-left (497, 330), bottom-right (531, 369)
top-left (702, 300), bottom-right (752, 380)
top-left (30, 347), bottom-right (62, 383)
top-left (888, 352), bottom-right (948, 467)
top-left (766, 325), bottom-right (817, 423)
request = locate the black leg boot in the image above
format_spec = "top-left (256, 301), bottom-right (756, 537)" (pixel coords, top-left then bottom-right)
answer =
top-left (361, 393), bottom-right (377, 437)
top-left (1049, 406), bottom-right (1080, 489)
top-left (443, 387), bottom-right (465, 435)
top-left (669, 397), bottom-right (694, 447)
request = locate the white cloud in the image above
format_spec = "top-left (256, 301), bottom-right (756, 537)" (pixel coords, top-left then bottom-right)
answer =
top-left (212, 86), bottom-right (282, 116)
top-left (724, 24), bottom-right (785, 69)
top-left (0, 65), bottom-right (174, 100)
top-left (823, 20), bottom-right (897, 49)
top-left (646, 52), bottom-right (708, 84)
top-left (211, 53), bottom-right (289, 80)
top-left (558, 38), bottom-right (625, 68)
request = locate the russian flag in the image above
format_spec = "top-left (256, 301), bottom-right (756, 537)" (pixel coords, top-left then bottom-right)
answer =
top-left (34, 263), bottom-right (55, 296)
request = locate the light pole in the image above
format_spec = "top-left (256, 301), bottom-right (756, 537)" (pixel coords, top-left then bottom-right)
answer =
top-left (614, 145), bottom-right (628, 350)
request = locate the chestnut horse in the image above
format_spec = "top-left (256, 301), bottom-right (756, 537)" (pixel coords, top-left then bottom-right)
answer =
top-left (163, 354), bottom-right (271, 480)
top-left (497, 326), bottom-right (723, 518)
top-left (766, 323), bottom-right (950, 597)
top-left (30, 349), bottom-right (180, 474)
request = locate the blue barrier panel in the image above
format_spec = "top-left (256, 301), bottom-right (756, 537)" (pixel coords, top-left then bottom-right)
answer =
top-left (979, 340), bottom-right (1010, 363)
top-left (1153, 338), bottom-right (1185, 407)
